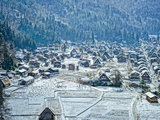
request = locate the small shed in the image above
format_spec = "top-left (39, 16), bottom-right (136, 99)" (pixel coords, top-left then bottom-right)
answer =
top-left (18, 76), bottom-right (34, 85)
top-left (16, 69), bottom-right (28, 76)
top-left (7, 72), bottom-right (15, 79)
top-left (68, 64), bottom-right (75, 70)
top-left (46, 68), bottom-right (59, 75)
top-left (54, 61), bottom-right (61, 68)
top-left (0, 78), bottom-right (11, 87)
top-left (61, 64), bottom-right (66, 69)
top-left (105, 68), bottom-right (110, 72)
top-left (28, 71), bottom-right (38, 77)
top-left (0, 70), bottom-right (7, 76)
top-left (19, 65), bottom-right (29, 70)
top-left (76, 66), bottom-right (79, 71)
top-left (42, 72), bottom-right (51, 79)
top-left (145, 92), bottom-right (158, 103)
top-left (90, 65), bottom-right (97, 69)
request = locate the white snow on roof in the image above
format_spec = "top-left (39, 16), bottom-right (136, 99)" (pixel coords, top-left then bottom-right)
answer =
top-left (19, 69), bottom-right (27, 73)
top-left (145, 92), bottom-right (156, 98)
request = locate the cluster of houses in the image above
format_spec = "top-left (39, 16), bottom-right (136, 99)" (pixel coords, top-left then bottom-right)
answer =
top-left (0, 68), bottom-right (35, 87)
top-left (128, 51), bottom-right (151, 83)
top-left (0, 41), bottom-right (124, 88)
top-left (0, 39), bottom-right (160, 104)
top-left (72, 42), bottom-right (129, 69)
top-left (145, 46), bottom-right (160, 81)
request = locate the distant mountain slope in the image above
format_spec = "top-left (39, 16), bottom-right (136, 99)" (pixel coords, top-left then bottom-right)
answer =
top-left (0, 0), bottom-right (159, 46)
top-left (109, 0), bottom-right (160, 33)
top-left (37, 0), bottom-right (159, 38)
top-left (0, 0), bottom-right (90, 46)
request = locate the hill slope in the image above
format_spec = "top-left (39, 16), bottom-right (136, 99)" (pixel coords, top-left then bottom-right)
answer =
top-left (0, 0), bottom-right (159, 46)
top-left (0, 0), bottom-right (90, 46)
top-left (38, 0), bottom-right (160, 41)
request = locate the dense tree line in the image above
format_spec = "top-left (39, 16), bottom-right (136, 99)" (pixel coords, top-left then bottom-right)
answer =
top-left (0, 0), bottom-right (90, 46)
top-left (1, 49), bottom-right (14, 70)
top-left (0, 20), bottom-right (37, 70)
top-left (0, 82), bottom-right (3, 120)
top-left (0, 21), bottom-right (36, 50)
top-left (36, 0), bottom-right (153, 45)
top-left (0, 0), bottom-right (152, 47)
top-left (17, 16), bottom-right (90, 46)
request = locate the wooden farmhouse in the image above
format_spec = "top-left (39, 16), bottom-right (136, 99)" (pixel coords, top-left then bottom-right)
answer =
top-left (93, 58), bottom-right (102, 67)
top-left (0, 70), bottom-right (7, 76)
top-left (28, 71), bottom-right (38, 78)
top-left (145, 92), bottom-right (158, 103)
top-left (0, 78), bottom-right (11, 88)
top-left (18, 76), bottom-right (34, 86)
top-left (16, 69), bottom-right (28, 76)
top-left (129, 70), bottom-right (140, 80)
top-left (39, 108), bottom-right (55, 120)
top-left (141, 70), bottom-right (150, 82)
top-left (98, 73), bottom-right (111, 85)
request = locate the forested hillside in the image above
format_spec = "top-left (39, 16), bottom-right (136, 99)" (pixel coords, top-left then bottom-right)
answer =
top-left (0, 0), bottom-right (90, 47)
top-left (37, 0), bottom-right (159, 43)
top-left (0, 21), bottom-right (32, 70)
top-left (0, 0), bottom-right (159, 46)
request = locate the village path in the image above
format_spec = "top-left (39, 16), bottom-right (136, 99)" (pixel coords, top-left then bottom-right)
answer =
top-left (52, 52), bottom-right (139, 120)
top-left (55, 58), bottom-right (109, 119)
top-left (98, 54), bottom-right (140, 120)
top-left (76, 90), bottom-right (104, 117)
top-left (122, 79), bottom-right (140, 120)
top-left (74, 57), bottom-right (133, 119)
top-left (53, 79), bottom-right (104, 120)
top-left (119, 56), bottom-right (140, 120)
top-left (95, 55), bottom-right (140, 120)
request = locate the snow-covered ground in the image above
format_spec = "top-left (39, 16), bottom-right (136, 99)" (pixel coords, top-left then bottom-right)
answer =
top-left (3, 75), bottom-right (137, 120)
top-left (3, 57), bottom-right (160, 120)
top-left (137, 96), bottom-right (160, 120)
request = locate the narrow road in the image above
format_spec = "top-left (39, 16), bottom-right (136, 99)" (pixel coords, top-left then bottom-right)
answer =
top-left (76, 91), bottom-right (104, 117)
top-left (122, 81), bottom-right (139, 120)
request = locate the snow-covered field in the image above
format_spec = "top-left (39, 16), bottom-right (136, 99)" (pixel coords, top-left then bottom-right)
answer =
top-left (3, 57), bottom-right (160, 120)
top-left (137, 96), bottom-right (160, 120)
top-left (3, 75), bottom-right (137, 120)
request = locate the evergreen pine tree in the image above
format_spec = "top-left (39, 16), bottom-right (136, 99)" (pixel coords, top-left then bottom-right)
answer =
top-left (0, 82), bottom-right (3, 106)
top-left (2, 49), bottom-right (14, 70)
top-left (92, 32), bottom-right (95, 44)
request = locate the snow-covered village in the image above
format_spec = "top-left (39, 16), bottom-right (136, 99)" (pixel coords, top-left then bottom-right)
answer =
top-left (0, 0), bottom-right (160, 120)
top-left (0, 35), bottom-right (160, 120)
